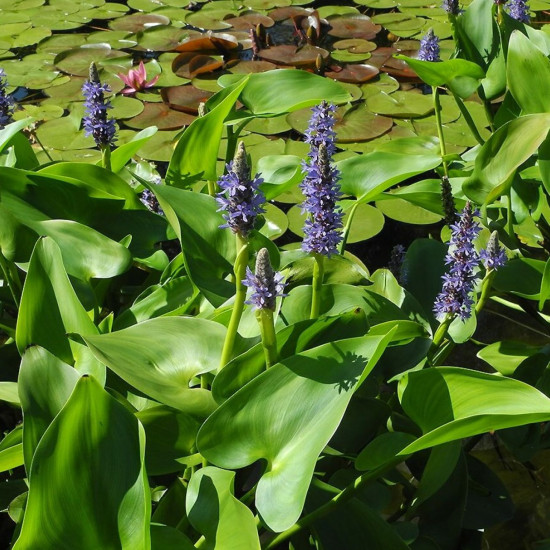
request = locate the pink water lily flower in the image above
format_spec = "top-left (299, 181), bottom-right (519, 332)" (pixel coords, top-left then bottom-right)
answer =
top-left (117, 61), bottom-right (159, 95)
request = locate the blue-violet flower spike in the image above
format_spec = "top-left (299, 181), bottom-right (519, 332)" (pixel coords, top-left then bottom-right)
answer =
top-left (0, 68), bottom-right (15, 129)
top-left (216, 142), bottom-right (265, 237)
top-left (304, 100), bottom-right (337, 163)
top-left (418, 29), bottom-right (441, 62)
top-left (82, 62), bottom-right (117, 149)
top-left (506, 0), bottom-right (530, 22)
top-left (434, 201), bottom-right (481, 321)
top-left (442, 0), bottom-right (460, 14)
top-left (243, 248), bottom-right (286, 311)
top-left (480, 231), bottom-right (507, 271)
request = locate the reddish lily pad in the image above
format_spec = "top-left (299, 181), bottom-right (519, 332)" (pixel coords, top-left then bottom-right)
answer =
top-left (172, 53), bottom-right (224, 79)
top-left (109, 13), bottom-right (170, 32)
top-left (325, 64), bottom-right (379, 83)
top-left (161, 85), bottom-right (213, 114)
top-left (125, 103), bottom-right (195, 130)
top-left (227, 60), bottom-right (277, 74)
top-left (173, 34), bottom-right (239, 54)
top-left (269, 6), bottom-right (310, 21)
top-left (327, 15), bottom-right (381, 40)
top-left (366, 47), bottom-right (394, 68)
top-left (258, 44), bottom-right (329, 67)
top-left (224, 13), bottom-right (275, 30)
top-left (380, 56), bottom-right (418, 79)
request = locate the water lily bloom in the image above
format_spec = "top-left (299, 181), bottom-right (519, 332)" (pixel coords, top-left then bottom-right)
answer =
top-left (243, 248), bottom-right (286, 311)
top-left (480, 231), bottom-right (507, 271)
top-left (216, 142), bottom-right (265, 237)
top-left (418, 29), bottom-right (441, 62)
top-left (117, 61), bottom-right (159, 95)
top-left (300, 102), bottom-right (343, 258)
top-left (82, 63), bottom-right (117, 149)
top-left (434, 201), bottom-right (481, 321)
top-left (506, 0), bottom-right (530, 22)
top-left (0, 68), bottom-right (15, 129)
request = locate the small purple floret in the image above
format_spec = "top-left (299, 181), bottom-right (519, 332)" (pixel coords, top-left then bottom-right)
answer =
top-left (418, 29), bottom-right (441, 62)
top-left (506, 0), bottom-right (530, 22)
top-left (434, 201), bottom-right (481, 321)
top-left (300, 101), bottom-right (343, 258)
top-left (243, 249), bottom-right (285, 311)
top-left (0, 69), bottom-right (15, 129)
top-left (82, 63), bottom-right (117, 149)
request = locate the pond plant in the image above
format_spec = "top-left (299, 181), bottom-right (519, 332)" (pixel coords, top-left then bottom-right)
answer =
top-left (1, 0), bottom-right (550, 548)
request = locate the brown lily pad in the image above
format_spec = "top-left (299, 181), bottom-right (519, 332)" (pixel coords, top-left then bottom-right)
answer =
top-left (258, 44), bottom-right (329, 67)
top-left (325, 64), bottom-right (379, 83)
top-left (172, 53), bottom-right (224, 79)
top-left (327, 15), bottom-right (381, 40)
top-left (366, 47), bottom-right (394, 68)
top-left (269, 6), bottom-right (310, 21)
top-left (380, 56), bottom-right (418, 79)
top-left (173, 34), bottom-right (239, 55)
top-left (224, 13), bottom-right (274, 30)
top-left (227, 60), bottom-right (277, 73)
top-left (161, 85), bottom-right (213, 114)
top-left (125, 103), bottom-right (195, 130)
top-left (109, 13), bottom-right (170, 32)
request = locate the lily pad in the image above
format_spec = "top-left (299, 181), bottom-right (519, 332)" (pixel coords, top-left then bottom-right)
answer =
top-left (327, 14), bottom-right (382, 40)
top-left (125, 103), bottom-right (195, 130)
top-left (330, 50), bottom-right (371, 63)
top-left (133, 25), bottom-right (187, 51)
top-left (333, 38), bottom-right (377, 52)
top-left (366, 90), bottom-right (434, 118)
top-left (54, 45), bottom-right (127, 77)
top-left (224, 13), bottom-right (275, 30)
top-left (259, 44), bottom-right (329, 67)
top-left (172, 53), bottom-right (224, 79)
top-left (110, 96), bottom-right (144, 119)
top-left (325, 63), bottom-right (379, 83)
top-left (137, 129), bottom-right (180, 162)
top-left (109, 13), bottom-right (170, 32)
top-left (161, 85), bottom-right (213, 114)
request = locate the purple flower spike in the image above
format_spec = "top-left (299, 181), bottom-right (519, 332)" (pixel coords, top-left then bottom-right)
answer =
top-left (480, 231), bottom-right (507, 271)
top-left (82, 63), bottom-right (117, 149)
top-left (300, 102), bottom-right (343, 258)
top-left (0, 68), bottom-right (15, 129)
top-left (418, 29), bottom-right (441, 62)
top-left (506, 0), bottom-right (530, 22)
top-left (434, 201), bottom-right (482, 321)
top-left (243, 248), bottom-right (286, 311)
top-left (216, 142), bottom-right (265, 237)
top-left (442, 0), bottom-right (460, 14)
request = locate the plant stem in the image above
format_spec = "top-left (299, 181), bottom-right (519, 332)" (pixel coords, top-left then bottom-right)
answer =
top-left (427, 314), bottom-right (453, 365)
top-left (256, 309), bottom-right (277, 368)
top-left (207, 180), bottom-right (216, 196)
top-left (477, 87), bottom-right (494, 132)
top-left (433, 86), bottom-right (449, 178)
top-left (101, 145), bottom-right (112, 171)
top-left (506, 190), bottom-right (514, 240)
top-left (0, 253), bottom-right (20, 308)
top-left (262, 456), bottom-right (404, 549)
top-left (451, 92), bottom-right (485, 146)
top-left (310, 254), bottom-right (324, 319)
top-left (33, 132), bottom-right (53, 162)
top-left (339, 201), bottom-right (359, 254)
top-left (219, 234), bottom-right (249, 370)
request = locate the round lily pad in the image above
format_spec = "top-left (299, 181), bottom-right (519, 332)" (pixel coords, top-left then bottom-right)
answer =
top-left (110, 96), bottom-right (144, 119)
top-left (133, 25), bottom-right (188, 51)
top-left (137, 129), bottom-right (180, 161)
top-left (246, 114), bottom-right (292, 135)
top-left (13, 103), bottom-right (64, 122)
top-left (125, 103), bottom-right (195, 130)
top-left (173, 34), bottom-right (239, 54)
top-left (361, 73), bottom-right (400, 97)
top-left (185, 10), bottom-right (235, 31)
top-left (269, 6), bottom-right (310, 21)
top-left (224, 13), bottom-right (275, 30)
top-left (54, 45), bottom-right (127, 77)
top-left (37, 33), bottom-right (87, 53)
top-left (259, 203), bottom-right (289, 240)
top-left (317, 5), bottom-right (360, 17)
top-left (227, 60), bottom-right (278, 73)
top-left (36, 115), bottom-right (96, 150)
top-left (330, 50), bottom-right (371, 63)
top-left (333, 38), bottom-right (377, 52)
top-left (172, 53), bottom-right (224, 79)
top-left (380, 55), bottom-right (417, 78)
top-left (191, 73), bottom-right (223, 93)
top-left (366, 90), bottom-right (433, 118)
top-left (161, 85), bottom-right (213, 114)
top-left (87, 30), bottom-right (137, 49)
top-left (327, 15), bottom-right (381, 40)
top-left (11, 26), bottom-right (52, 48)
top-left (80, 2), bottom-right (129, 19)
top-left (258, 44), bottom-right (329, 67)
top-left (109, 13), bottom-right (170, 32)
top-left (325, 64), bottom-right (379, 84)
top-left (242, 0), bottom-right (291, 9)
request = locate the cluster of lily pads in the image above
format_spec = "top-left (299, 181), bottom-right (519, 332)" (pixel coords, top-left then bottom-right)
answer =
top-left (1, 0), bottom-right (550, 548)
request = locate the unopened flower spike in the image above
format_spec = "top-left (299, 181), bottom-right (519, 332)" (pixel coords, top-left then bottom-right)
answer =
top-left (388, 244), bottom-right (408, 285)
top-left (0, 68), bottom-right (15, 129)
top-left (434, 201), bottom-right (481, 321)
top-left (442, 0), bottom-right (460, 14)
top-left (441, 176), bottom-right (457, 225)
top-left (418, 29), bottom-right (441, 62)
top-left (506, 0), bottom-right (530, 22)
top-left (82, 62), bottom-right (117, 151)
top-left (216, 142), bottom-right (266, 238)
top-left (243, 248), bottom-right (286, 311)
top-left (480, 231), bottom-right (507, 271)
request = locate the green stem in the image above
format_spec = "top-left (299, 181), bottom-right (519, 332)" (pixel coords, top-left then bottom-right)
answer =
top-left (433, 86), bottom-right (449, 178)
top-left (427, 314), bottom-right (453, 365)
top-left (101, 145), bottom-right (112, 171)
top-left (339, 201), bottom-right (360, 254)
top-left (257, 309), bottom-right (277, 368)
top-left (219, 234), bottom-right (249, 370)
top-left (477, 87), bottom-right (494, 132)
top-left (33, 132), bottom-right (53, 162)
top-left (506, 190), bottom-right (514, 240)
top-left (0, 253), bottom-right (20, 308)
top-left (207, 180), bottom-right (216, 197)
top-left (476, 270), bottom-right (496, 315)
top-left (310, 254), bottom-right (324, 319)
top-left (451, 92), bottom-right (485, 146)
top-left (262, 456), bottom-right (404, 549)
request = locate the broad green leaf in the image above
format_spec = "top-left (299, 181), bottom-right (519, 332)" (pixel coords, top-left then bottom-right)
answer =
top-left (493, 257), bottom-right (545, 299)
top-left (477, 340), bottom-right (542, 375)
top-left (18, 346), bottom-right (80, 472)
top-left (151, 524), bottom-right (195, 550)
top-left (540, 256), bottom-right (550, 309)
top-left (16, 238), bottom-right (103, 381)
top-left (218, 69), bottom-right (352, 115)
top-left (462, 114), bottom-right (550, 204)
top-left (507, 31), bottom-right (550, 115)
top-left (83, 317), bottom-right (225, 416)
top-left (398, 367), bottom-right (550, 455)
top-left (395, 56), bottom-right (485, 98)
top-left (152, 185), bottom-right (235, 306)
top-left (212, 309), bottom-right (370, 402)
top-left (111, 126), bottom-right (158, 173)
top-left (257, 154), bottom-right (303, 201)
top-left (0, 382), bottom-right (19, 405)
top-left (0, 119), bottom-right (34, 154)
top-left (14, 376), bottom-right (150, 550)
top-left (337, 150), bottom-right (441, 203)
top-left (166, 77), bottom-right (248, 185)
top-left (198, 332), bottom-right (395, 532)
top-left (455, 0), bottom-right (495, 69)
top-left (186, 467), bottom-right (260, 550)
top-left (356, 431), bottom-right (416, 471)
top-left (0, 444), bottom-right (24, 473)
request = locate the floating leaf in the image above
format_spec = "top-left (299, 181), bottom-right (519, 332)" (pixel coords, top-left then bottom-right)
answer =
top-left (325, 63), bottom-right (379, 83)
top-left (327, 14), bottom-right (382, 40)
top-left (109, 12), bottom-right (170, 32)
top-left (161, 85), bottom-right (213, 114)
top-left (125, 103), bottom-right (195, 130)
top-left (259, 44), bottom-right (329, 67)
